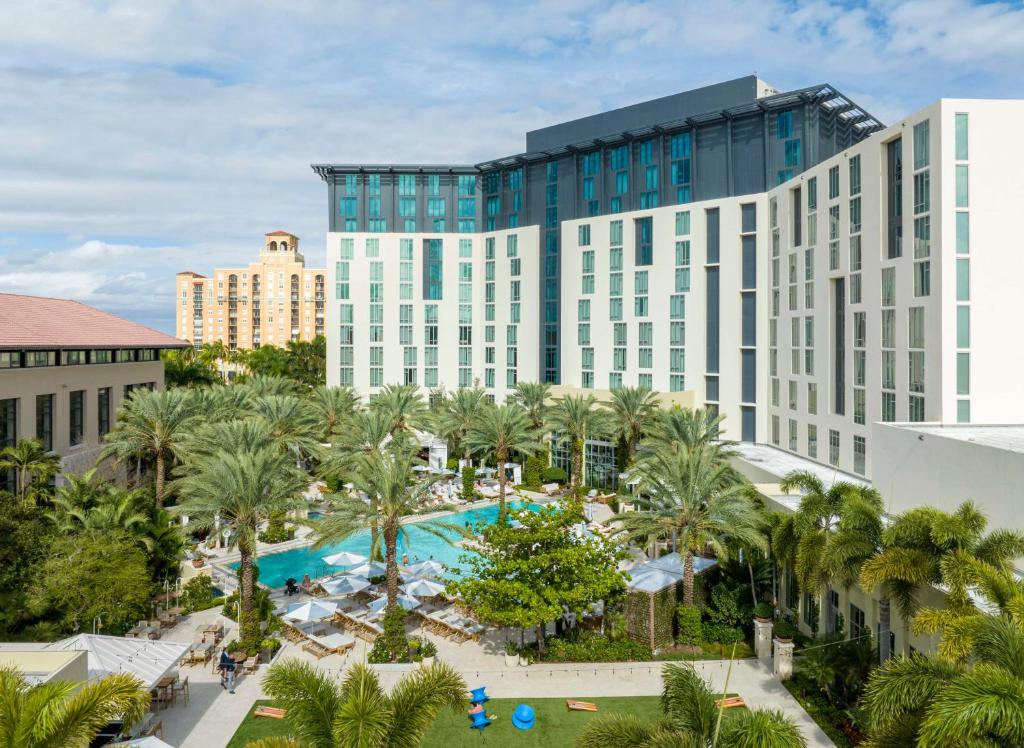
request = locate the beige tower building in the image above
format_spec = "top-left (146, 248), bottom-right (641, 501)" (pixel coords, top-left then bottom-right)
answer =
top-left (175, 231), bottom-right (326, 350)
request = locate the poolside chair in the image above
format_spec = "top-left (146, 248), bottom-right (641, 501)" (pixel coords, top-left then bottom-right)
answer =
top-left (468, 710), bottom-right (491, 730)
top-left (469, 686), bottom-right (489, 705)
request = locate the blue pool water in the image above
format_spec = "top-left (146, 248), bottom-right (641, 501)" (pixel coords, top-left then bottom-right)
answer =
top-left (240, 501), bottom-right (535, 588)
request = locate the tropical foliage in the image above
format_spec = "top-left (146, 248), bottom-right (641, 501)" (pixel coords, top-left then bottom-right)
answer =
top-left (464, 402), bottom-right (541, 523)
top-left (577, 663), bottom-right (807, 747)
top-left (247, 659), bottom-right (466, 748)
top-left (0, 438), bottom-right (60, 503)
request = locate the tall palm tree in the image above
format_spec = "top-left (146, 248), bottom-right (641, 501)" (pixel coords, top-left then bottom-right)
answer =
top-left (771, 471), bottom-right (869, 634)
top-left (860, 500), bottom-right (1024, 658)
top-left (0, 666), bottom-right (151, 748)
top-left (250, 394), bottom-right (321, 460)
top-left (174, 447), bottom-right (305, 642)
top-left (161, 346), bottom-right (219, 388)
top-left (577, 663), bottom-right (806, 748)
top-left (370, 383), bottom-right (428, 437)
top-left (308, 385), bottom-right (359, 442)
top-left (512, 381), bottom-right (551, 432)
top-left (616, 446), bottom-right (765, 607)
top-left (241, 374), bottom-right (298, 398)
top-left (435, 387), bottom-right (488, 462)
top-left (0, 438), bottom-right (60, 503)
top-left (200, 339), bottom-right (230, 381)
top-left (246, 660), bottom-right (466, 748)
top-left (546, 393), bottom-right (613, 492)
top-left (101, 388), bottom-right (200, 508)
top-left (862, 613), bottom-right (1024, 747)
top-left (465, 403), bottom-right (542, 524)
top-left (818, 485), bottom-right (893, 661)
top-left (608, 385), bottom-right (660, 468)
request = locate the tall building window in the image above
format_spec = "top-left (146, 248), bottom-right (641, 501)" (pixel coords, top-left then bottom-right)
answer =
top-left (423, 239), bottom-right (443, 301)
top-left (69, 390), bottom-right (84, 447)
top-left (36, 394), bottom-right (53, 452)
top-left (634, 217), bottom-right (653, 266)
top-left (97, 387), bottom-right (111, 437)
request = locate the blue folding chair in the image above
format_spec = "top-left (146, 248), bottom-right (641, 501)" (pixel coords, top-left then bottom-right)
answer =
top-left (469, 710), bottom-right (492, 730)
top-left (469, 686), bottom-right (489, 705)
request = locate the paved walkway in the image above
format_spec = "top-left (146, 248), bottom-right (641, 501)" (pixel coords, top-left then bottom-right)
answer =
top-left (158, 604), bottom-right (832, 748)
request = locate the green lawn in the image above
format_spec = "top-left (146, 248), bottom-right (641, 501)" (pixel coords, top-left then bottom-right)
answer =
top-left (228, 696), bottom-right (662, 747)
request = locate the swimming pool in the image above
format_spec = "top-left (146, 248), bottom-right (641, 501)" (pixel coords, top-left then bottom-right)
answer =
top-left (238, 501), bottom-right (535, 588)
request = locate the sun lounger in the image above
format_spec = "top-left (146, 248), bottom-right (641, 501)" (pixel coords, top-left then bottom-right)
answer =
top-left (541, 483), bottom-right (560, 496)
top-left (566, 700), bottom-right (598, 712)
top-left (714, 696), bottom-right (746, 709)
top-left (302, 639), bottom-right (332, 659)
top-left (254, 706), bottom-right (287, 719)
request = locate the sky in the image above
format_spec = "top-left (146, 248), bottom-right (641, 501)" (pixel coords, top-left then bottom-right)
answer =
top-left (2, 0), bottom-right (1024, 334)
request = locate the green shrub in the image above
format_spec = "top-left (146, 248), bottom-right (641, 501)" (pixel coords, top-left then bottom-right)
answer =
top-left (382, 606), bottom-right (409, 662)
top-left (461, 465), bottom-right (476, 502)
top-left (753, 601), bottom-right (774, 620)
top-left (676, 604), bottom-right (702, 646)
top-left (446, 457), bottom-right (459, 471)
top-left (705, 583), bottom-right (748, 628)
top-left (542, 630), bottom-right (652, 663)
top-left (540, 466), bottom-right (567, 484)
top-left (179, 575), bottom-right (214, 613)
top-left (522, 455), bottom-right (544, 489)
top-left (703, 623), bottom-right (745, 646)
top-left (774, 619), bottom-right (797, 640)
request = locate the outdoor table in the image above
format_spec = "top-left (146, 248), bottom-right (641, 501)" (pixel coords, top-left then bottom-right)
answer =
top-left (154, 675), bottom-right (176, 710)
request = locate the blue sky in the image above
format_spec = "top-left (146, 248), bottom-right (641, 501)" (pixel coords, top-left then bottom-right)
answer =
top-left (2, 0), bottom-right (1024, 333)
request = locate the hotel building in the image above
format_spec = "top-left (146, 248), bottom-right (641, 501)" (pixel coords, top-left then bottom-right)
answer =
top-left (0, 293), bottom-right (187, 487)
top-left (314, 78), bottom-right (1024, 653)
top-left (314, 78), bottom-right (1024, 478)
top-left (175, 231), bottom-right (326, 351)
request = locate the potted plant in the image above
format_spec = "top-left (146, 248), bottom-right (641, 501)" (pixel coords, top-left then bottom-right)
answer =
top-left (753, 602), bottom-right (773, 623)
top-left (504, 640), bottom-right (518, 668)
top-left (259, 638), bottom-right (279, 663)
top-left (774, 619), bottom-right (797, 643)
top-left (518, 649), bottom-right (532, 667)
top-left (420, 639), bottom-right (437, 666)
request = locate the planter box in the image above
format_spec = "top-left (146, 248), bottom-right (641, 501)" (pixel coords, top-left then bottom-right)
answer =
top-left (505, 654), bottom-right (518, 667)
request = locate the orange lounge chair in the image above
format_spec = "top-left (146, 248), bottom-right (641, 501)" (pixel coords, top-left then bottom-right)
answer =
top-left (566, 700), bottom-right (598, 712)
top-left (254, 706), bottom-right (287, 719)
top-left (714, 696), bottom-right (746, 709)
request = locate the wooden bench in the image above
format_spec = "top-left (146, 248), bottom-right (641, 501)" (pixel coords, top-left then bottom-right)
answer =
top-left (254, 706), bottom-right (287, 719)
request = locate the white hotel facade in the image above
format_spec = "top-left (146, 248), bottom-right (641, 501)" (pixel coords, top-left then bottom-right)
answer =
top-left (319, 83), bottom-right (1024, 651)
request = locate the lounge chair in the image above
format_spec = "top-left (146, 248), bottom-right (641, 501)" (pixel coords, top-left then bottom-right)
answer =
top-left (541, 483), bottom-right (560, 496)
top-left (302, 640), bottom-right (332, 659)
top-left (254, 706), bottom-right (287, 719)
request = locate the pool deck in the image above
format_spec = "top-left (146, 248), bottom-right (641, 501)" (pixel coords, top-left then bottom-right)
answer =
top-left (159, 601), bottom-right (833, 748)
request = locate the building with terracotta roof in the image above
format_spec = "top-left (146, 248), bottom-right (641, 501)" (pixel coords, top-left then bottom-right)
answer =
top-left (0, 293), bottom-right (187, 489)
top-left (174, 232), bottom-right (326, 351)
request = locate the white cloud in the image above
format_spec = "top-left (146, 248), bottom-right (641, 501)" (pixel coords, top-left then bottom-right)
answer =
top-left (0, 0), bottom-right (1022, 332)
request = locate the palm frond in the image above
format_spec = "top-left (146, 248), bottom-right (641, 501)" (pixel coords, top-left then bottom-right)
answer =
top-left (261, 659), bottom-right (342, 748)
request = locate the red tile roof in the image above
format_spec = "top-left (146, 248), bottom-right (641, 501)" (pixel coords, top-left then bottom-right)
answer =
top-left (0, 293), bottom-right (188, 350)
top-left (265, 230), bottom-right (298, 238)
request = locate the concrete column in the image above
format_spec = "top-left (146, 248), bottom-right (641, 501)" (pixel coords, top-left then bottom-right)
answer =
top-left (754, 619), bottom-right (773, 663)
top-left (773, 639), bottom-right (794, 681)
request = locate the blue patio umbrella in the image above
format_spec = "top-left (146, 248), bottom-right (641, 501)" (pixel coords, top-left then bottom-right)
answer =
top-left (512, 703), bottom-right (535, 730)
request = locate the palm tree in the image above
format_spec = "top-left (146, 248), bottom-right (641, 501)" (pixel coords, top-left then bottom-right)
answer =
top-left (200, 339), bottom-right (230, 381)
top-left (819, 485), bottom-right (892, 661)
top-left (546, 393), bottom-right (613, 492)
top-left (608, 385), bottom-right (660, 468)
top-left (250, 394), bottom-right (321, 460)
top-left (860, 500), bottom-right (1024, 660)
top-left (0, 666), bottom-right (151, 748)
top-left (577, 663), bottom-right (806, 748)
top-left (645, 406), bottom-right (732, 458)
top-left (246, 659), bottom-right (466, 748)
top-left (241, 374), bottom-right (298, 398)
top-left (512, 381), bottom-right (551, 432)
top-left (862, 613), bottom-right (1024, 747)
top-left (162, 346), bottom-right (219, 388)
top-left (101, 388), bottom-right (200, 508)
top-left (315, 446), bottom-right (459, 616)
top-left (308, 385), bottom-right (359, 442)
top-left (174, 447), bottom-right (305, 642)
top-left (616, 446), bottom-right (766, 607)
top-left (0, 438), bottom-right (60, 503)
top-left (465, 403), bottom-right (542, 524)
top-left (771, 471), bottom-right (870, 634)
top-left (46, 482), bottom-right (149, 537)
top-left (435, 387), bottom-right (488, 462)
top-left (370, 383), bottom-right (428, 437)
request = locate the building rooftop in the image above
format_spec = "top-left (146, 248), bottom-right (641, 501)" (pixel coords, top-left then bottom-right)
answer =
top-left (265, 230), bottom-right (298, 238)
top-left (0, 293), bottom-right (187, 350)
top-left (733, 442), bottom-right (869, 511)
top-left (889, 423), bottom-right (1024, 456)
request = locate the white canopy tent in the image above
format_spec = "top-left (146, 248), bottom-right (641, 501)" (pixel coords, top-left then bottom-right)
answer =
top-left (45, 635), bottom-right (188, 690)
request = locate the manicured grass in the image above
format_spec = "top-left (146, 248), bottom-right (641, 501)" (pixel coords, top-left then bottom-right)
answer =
top-left (227, 696), bottom-right (662, 747)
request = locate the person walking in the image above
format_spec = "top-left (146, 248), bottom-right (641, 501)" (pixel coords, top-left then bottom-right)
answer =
top-left (218, 649), bottom-right (237, 694)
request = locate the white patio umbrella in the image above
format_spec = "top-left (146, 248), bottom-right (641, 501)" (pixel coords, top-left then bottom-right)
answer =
top-left (368, 594), bottom-right (421, 613)
top-left (322, 550), bottom-right (368, 567)
top-left (406, 559), bottom-right (446, 577)
top-left (411, 465), bottom-right (432, 472)
top-left (348, 561), bottom-right (387, 578)
top-left (401, 577), bottom-right (447, 597)
top-left (320, 575), bottom-right (371, 596)
top-left (284, 600), bottom-right (338, 623)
